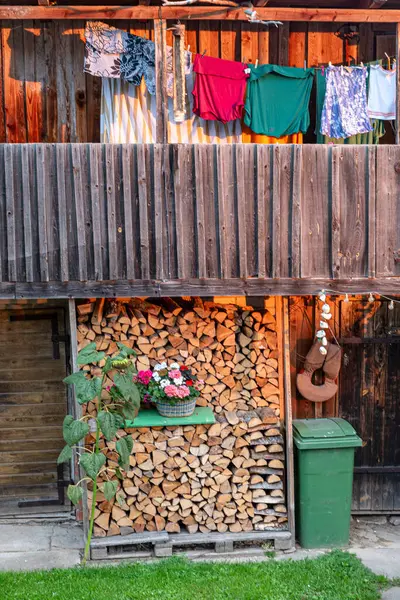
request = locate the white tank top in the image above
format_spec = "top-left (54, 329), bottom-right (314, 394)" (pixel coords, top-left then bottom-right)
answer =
top-left (368, 64), bottom-right (396, 120)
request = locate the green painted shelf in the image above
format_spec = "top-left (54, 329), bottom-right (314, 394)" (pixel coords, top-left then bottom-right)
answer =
top-left (125, 406), bottom-right (215, 428)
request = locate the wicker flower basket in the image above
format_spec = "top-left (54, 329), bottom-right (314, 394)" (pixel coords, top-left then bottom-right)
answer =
top-left (155, 397), bottom-right (197, 418)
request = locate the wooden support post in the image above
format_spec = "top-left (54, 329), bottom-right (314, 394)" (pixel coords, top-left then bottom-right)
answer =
top-left (282, 297), bottom-right (296, 548)
top-left (396, 22), bottom-right (400, 144)
top-left (67, 298), bottom-right (88, 535)
top-left (154, 18), bottom-right (168, 144)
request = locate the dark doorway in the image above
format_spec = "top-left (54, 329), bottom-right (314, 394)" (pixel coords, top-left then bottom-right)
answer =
top-left (339, 299), bottom-right (400, 513)
top-left (0, 307), bottom-right (71, 516)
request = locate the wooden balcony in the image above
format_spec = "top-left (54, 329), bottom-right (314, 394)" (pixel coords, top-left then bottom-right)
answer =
top-left (0, 143), bottom-right (400, 298)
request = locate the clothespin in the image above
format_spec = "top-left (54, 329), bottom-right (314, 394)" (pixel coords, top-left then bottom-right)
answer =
top-left (329, 61), bottom-right (332, 68)
top-left (385, 52), bottom-right (391, 70)
top-left (255, 59), bottom-right (259, 68)
top-left (361, 61), bottom-right (364, 68)
top-left (187, 45), bottom-right (190, 53)
top-left (304, 59), bottom-right (307, 71)
top-left (321, 65), bottom-right (325, 76)
top-left (201, 49), bottom-right (207, 57)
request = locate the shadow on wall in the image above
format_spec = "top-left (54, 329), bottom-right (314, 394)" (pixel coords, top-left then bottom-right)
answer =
top-left (2, 22), bottom-right (100, 143)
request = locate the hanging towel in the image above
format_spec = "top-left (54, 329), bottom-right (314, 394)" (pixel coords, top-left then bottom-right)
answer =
top-left (85, 21), bottom-right (191, 97)
top-left (368, 64), bottom-right (396, 120)
top-left (101, 74), bottom-right (242, 144)
top-left (192, 54), bottom-right (249, 123)
top-left (320, 66), bottom-right (373, 139)
top-left (316, 69), bottom-right (385, 144)
top-left (244, 64), bottom-right (314, 138)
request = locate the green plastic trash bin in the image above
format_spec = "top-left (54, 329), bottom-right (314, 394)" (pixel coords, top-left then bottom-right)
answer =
top-left (293, 418), bottom-right (362, 549)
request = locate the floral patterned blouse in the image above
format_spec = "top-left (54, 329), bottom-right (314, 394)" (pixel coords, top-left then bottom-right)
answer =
top-left (321, 66), bottom-right (373, 139)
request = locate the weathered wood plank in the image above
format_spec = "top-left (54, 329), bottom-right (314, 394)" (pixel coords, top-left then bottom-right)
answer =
top-left (71, 144), bottom-right (88, 281)
top-left (137, 144), bottom-right (151, 280)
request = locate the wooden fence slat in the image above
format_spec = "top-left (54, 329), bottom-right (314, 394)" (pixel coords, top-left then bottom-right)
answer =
top-left (194, 145), bottom-right (207, 279)
top-left (367, 146), bottom-right (376, 279)
top-left (4, 145), bottom-right (16, 281)
top-left (89, 144), bottom-right (103, 281)
top-left (256, 145), bottom-right (268, 279)
top-left (300, 145), bottom-right (330, 278)
top-left (291, 144), bottom-right (302, 278)
top-left (34, 144), bottom-right (50, 281)
top-left (20, 144), bottom-right (34, 281)
top-left (121, 144), bottom-right (136, 281)
top-left (137, 144), bottom-right (150, 280)
top-left (56, 144), bottom-right (69, 282)
top-left (272, 145), bottom-right (281, 279)
top-left (71, 145), bottom-right (88, 281)
top-left (235, 144), bottom-right (248, 278)
top-left (216, 145), bottom-right (230, 279)
top-left (104, 144), bottom-right (118, 280)
top-left (331, 146), bottom-right (341, 279)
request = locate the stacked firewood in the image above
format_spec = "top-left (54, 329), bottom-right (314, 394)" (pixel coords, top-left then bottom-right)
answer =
top-left (76, 297), bottom-right (287, 536)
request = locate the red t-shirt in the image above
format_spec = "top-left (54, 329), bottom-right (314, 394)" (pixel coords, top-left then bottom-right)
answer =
top-left (192, 54), bottom-right (249, 123)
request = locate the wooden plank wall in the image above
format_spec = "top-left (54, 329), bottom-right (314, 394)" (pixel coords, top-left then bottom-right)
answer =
top-left (1, 143), bottom-right (400, 289)
top-left (0, 21), bottom-right (395, 143)
top-left (290, 295), bottom-right (400, 512)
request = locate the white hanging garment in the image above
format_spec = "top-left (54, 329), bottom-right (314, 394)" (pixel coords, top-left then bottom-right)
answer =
top-left (101, 72), bottom-right (242, 144)
top-left (368, 64), bottom-right (396, 120)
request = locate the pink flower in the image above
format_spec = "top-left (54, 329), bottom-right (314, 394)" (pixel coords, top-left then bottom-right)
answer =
top-left (176, 385), bottom-right (190, 398)
top-left (136, 370), bottom-right (152, 385)
top-left (169, 369), bottom-right (182, 380)
top-left (164, 384), bottom-right (179, 398)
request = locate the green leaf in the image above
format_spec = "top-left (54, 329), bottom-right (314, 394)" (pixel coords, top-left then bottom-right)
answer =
top-left (67, 484), bottom-right (83, 506)
top-left (77, 342), bottom-right (105, 366)
top-left (114, 373), bottom-right (141, 408)
top-left (116, 342), bottom-right (136, 357)
top-left (57, 445), bottom-right (73, 465)
top-left (103, 357), bottom-right (114, 374)
top-left (122, 402), bottom-right (139, 422)
top-left (116, 435), bottom-right (133, 470)
top-left (103, 481), bottom-right (118, 502)
top-left (114, 467), bottom-right (124, 481)
top-left (63, 415), bottom-right (90, 446)
top-left (98, 411), bottom-right (118, 441)
top-left (80, 452), bottom-right (106, 481)
top-left (64, 371), bottom-right (102, 405)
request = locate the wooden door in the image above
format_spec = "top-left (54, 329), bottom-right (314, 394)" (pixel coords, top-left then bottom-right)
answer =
top-left (0, 308), bottom-right (70, 515)
top-left (339, 299), bottom-right (400, 513)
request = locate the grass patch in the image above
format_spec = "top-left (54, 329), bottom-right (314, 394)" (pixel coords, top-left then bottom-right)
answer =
top-left (0, 550), bottom-right (388, 600)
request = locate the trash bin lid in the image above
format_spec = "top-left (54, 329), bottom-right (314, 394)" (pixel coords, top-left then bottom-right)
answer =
top-left (292, 418), bottom-right (362, 450)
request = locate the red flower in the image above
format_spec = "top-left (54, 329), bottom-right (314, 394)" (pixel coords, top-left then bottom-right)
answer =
top-left (180, 365), bottom-right (189, 371)
top-left (187, 380), bottom-right (193, 387)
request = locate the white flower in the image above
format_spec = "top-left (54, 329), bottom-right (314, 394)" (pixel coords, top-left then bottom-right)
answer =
top-left (174, 377), bottom-right (184, 386)
top-left (154, 362), bottom-right (167, 371)
top-left (170, 362), bottom-right (180, 370)
top-left (160, 379), bottom-right (170, 388)
top-left (153, 373), bottom-right (161, 382)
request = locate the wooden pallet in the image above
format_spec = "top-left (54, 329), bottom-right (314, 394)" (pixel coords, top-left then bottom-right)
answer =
top-left (90, 530), bottom-right (292, 560)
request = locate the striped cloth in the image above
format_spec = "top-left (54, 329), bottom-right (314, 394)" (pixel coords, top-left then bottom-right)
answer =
top-left (101, 71), bottom-right (242, 144)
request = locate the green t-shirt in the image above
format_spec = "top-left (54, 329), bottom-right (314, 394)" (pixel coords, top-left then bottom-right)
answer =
top-left (244, 64), bottom-right (315, 138)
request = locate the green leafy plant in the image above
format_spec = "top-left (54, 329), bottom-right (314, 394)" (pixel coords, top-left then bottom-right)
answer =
top-left (60, 342), bottom-right (140, 565)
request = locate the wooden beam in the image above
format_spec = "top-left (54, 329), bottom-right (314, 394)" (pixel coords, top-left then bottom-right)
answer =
top-left (281, 297), bottom-right (295, 550)
top-left (154, 19), bottom-right (168, 144)
top-left (397, 22), bottom-right (400, 144)
top-left (1, 6), bottom-right (400, 22)
top-left (2, 278), bottom-right (400, 298)
top-left (359, 0), bottom-right (387, 8)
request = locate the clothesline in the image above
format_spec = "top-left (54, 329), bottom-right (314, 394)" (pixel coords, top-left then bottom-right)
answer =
top-left (85, 21), bottom-right (396, 145)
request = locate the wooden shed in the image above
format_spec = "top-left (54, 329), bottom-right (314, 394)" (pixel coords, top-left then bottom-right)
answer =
top-left (1, 0), bottom-right (400, 555)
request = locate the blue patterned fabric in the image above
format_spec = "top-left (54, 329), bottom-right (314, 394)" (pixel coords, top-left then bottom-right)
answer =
top-left (321, 66), bottom-right (373, 139)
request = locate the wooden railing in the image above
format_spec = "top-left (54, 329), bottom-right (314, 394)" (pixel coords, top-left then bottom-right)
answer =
top-left (0, 143), bottom-right (400, 297)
